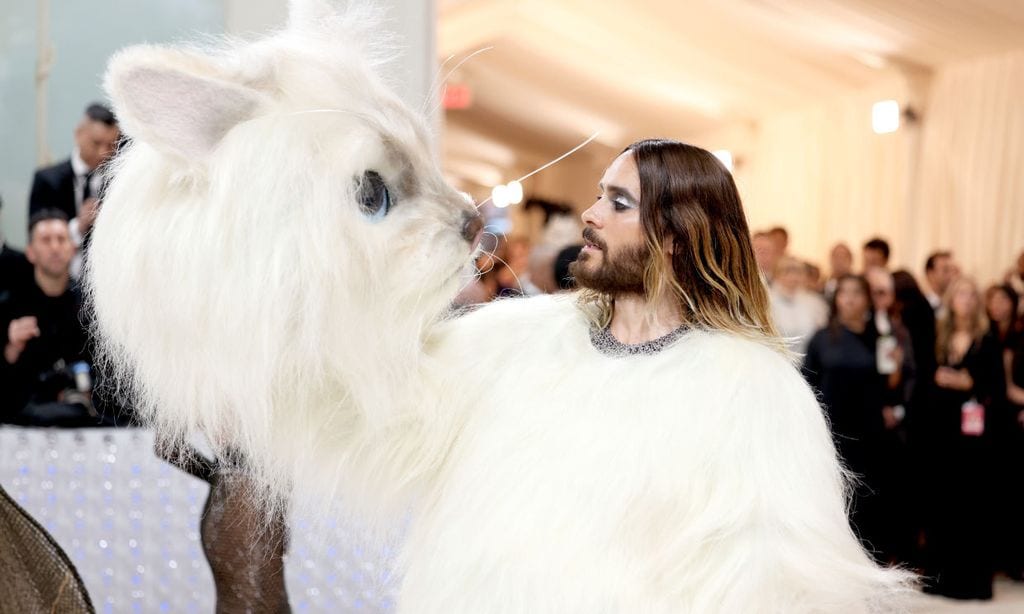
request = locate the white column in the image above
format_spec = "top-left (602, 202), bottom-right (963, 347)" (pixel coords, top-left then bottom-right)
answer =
top-left (382, 0), bottom-right (437, 113)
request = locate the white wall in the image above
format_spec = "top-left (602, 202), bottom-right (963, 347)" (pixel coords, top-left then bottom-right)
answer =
top-left (0, 0), bottom-right (224, 249)
top-left (1, 0), bottom-right (437, 249)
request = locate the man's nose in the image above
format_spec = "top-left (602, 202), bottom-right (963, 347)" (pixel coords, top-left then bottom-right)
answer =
top-left (581, 205), bottom-right (601, 227)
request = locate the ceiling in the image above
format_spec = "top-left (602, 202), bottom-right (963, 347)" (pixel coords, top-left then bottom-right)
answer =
top-left (439, 0), bottom-right (1024, 191)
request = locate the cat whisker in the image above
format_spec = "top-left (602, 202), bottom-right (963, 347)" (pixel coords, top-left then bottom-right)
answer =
top-left (471, 132), bottom-right (600, 210)
top-left (427, 46), bottom-right (494, 118)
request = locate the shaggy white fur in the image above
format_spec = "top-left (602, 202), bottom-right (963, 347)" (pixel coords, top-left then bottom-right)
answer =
top-left (88, 1), bottom-right (477, 516)
top-left (406, 294), bottom-right (913, 613)
top-left (87, 1), bottom-right (913, 611)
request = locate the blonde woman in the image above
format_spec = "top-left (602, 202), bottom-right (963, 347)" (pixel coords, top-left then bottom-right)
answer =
top-left (921, 276), bottom-right (1005, 600)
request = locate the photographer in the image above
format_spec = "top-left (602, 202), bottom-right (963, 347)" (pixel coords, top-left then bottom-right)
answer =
top-left (0, 209), bottom-right (96, 426)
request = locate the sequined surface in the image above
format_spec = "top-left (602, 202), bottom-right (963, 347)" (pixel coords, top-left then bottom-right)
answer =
top-left (589, 325), bottom-right (691, 357)
top-left (0, 427), bottom-right (397, 613)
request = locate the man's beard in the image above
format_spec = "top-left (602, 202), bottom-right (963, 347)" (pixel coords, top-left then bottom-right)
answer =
top-left (570, 230), bottom-right (648, 296)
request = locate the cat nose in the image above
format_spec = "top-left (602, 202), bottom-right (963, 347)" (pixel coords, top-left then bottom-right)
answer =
top-left (461, 212), bottom-right (484, 247)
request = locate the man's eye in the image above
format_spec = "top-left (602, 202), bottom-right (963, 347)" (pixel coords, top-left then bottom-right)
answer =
top-left (357, 171), bottom-right (391, 222)
top-left (613, 199), bottom-right (632, 211)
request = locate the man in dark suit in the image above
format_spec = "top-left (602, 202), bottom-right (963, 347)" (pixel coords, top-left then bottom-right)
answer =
top-left (0, 195), bottom-right (32, 299)
top-left (28, 103), bottom-right (119, 277)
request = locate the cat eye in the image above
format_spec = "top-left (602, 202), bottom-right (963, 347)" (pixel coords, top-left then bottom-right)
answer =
top-left (358, 170), bottom-right (391, 221)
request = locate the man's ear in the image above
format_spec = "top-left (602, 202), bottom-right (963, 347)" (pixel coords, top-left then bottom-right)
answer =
top-left (104, 46), bottom-right (263, 162)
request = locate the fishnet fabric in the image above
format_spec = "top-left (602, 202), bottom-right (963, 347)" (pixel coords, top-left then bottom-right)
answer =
top-left (0, 483), bottom-right (94, 614)
top-left (162, 444), bottom-right (291, 614)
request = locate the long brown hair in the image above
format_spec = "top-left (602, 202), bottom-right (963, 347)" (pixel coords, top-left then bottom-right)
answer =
top-left (936, 276), bottom-right (989, 364)
top-left (579, 139), bottom-right (783, 351)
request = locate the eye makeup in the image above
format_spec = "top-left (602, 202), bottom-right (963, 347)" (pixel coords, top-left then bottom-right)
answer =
top-left (598, 183), bottom-right (639, 211)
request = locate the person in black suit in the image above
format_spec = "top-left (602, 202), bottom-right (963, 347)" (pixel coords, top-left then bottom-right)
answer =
top-left (28, 103), bottom-right (119, 277)
top-left (0, 195), bottom-right (32, 298)
top-left (0, 209), bottom-right (96, 426)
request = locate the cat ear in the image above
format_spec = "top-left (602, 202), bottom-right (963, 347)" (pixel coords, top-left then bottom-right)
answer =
top-left (104, 46), bottom-right (262, 161)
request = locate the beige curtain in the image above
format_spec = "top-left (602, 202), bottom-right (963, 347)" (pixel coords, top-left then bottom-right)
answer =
top-left (733, 75), bottom-right (911, 272)
top-left (912, 50), bottom-right (1024, 285)
top-left (703, 50), bottom-right (1024, 286)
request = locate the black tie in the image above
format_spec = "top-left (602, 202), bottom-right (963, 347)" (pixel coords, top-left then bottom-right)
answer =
top-left (82, 171), bottom-right (94, 204)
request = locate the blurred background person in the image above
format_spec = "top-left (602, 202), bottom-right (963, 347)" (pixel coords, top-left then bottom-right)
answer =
top-left (0, 195), bottom-right (32, 299)
top-left (862, 237), bottom-right (890, 272)
top-left (984, 283), bottom-right (1024, 580)
top-left (521, 244), bottom-right (560, 295)
top-left (28, 103), bottom-right (119, 280)
top-left (1005, 250), bottom-right (1024, 317)
top-left (1005, 298), bottom-right (1024, 582)
top-left (770, 255), bottom-right (828, 354)
top-left (803, 275), bottom-right (890, 562)
top-left (893, 270), bottom-right (938, 392)
top-left (920, 276), bottom-right (1005, 601)
top-left (986, 283), bottom-right (1021, 351)
top-left (0, 210), bottom-right (97, 426)
top-left (892, 269), bottom-right (939, 569)
top-left (751, 230), bottom-right (780, 283)
top-left (454, 234), bottom-right (524, 305)
top-left (824, 242), bottom-right (854, 302)
top-left (866, 266), bottom-right (917, 564)
top-left (553, 244), bottom-right (583, 292)
top-left (924, 251), bottom-right (957, 312)
top-left (804, 261), bottom-right (825, 294)
top-left (768, 225), bottom-right (789, 257)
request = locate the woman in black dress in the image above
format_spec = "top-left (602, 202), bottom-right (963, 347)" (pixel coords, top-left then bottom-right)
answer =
top-left (922, 277), bottom-right (1005, 600)
top-left (804, 275), bottom-right (892, 561)
top-left (987, 283), bottom-right (1024, 580)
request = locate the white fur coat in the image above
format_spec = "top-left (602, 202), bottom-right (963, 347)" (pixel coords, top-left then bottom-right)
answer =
top-left (387, 294), bottom-right (909, 613)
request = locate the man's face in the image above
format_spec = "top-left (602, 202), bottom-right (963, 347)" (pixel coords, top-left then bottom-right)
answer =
top-left (571, 152), bottom-right (647, 295)
top-left (927, 255), bottom-right (956, 294)
top-left (752, 235), bottom-right (779, 276)
top-left (866, 269), bottom-right (894, 312)
top-left (830, 244), bottom-right (852, 276)
top-left (26, 219), bottom-right (74, 279)
top-left (768, 230), bottom-right (788, 254)
top-left (776, 261), bottom-right (805, 293)
top-left (862, 248), bottom-right (886, 271)
top-left (75, 119), bottom-right (120, 170)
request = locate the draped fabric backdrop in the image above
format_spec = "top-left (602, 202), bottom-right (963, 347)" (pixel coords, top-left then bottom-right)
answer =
top-left (696, 50), bottom-right (1023, 286)
top-left (912, 50), bottom-right (1024, 285)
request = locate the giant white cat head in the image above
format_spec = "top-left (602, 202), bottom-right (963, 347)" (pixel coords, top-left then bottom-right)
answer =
top-left (87, 0), bottom-right (481, 501)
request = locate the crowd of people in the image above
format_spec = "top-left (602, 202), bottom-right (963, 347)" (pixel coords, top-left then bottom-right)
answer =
top-left (790, 235), bottom-right (1024, 601)
top-left (0, 103), bottom-right (122, 427)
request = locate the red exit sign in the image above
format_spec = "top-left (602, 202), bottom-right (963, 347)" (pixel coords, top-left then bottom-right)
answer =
top-left (443, 84), bottom-right (473, 110)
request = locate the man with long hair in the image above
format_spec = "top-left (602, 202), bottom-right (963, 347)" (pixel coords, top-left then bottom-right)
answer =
top-left (570, 139), bottom-right (778, 348)
top-left (404, 139), bottom-right (912, 611)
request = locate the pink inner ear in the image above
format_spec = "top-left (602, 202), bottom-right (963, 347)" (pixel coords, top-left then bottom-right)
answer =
top-left (116, 65), bottom-right (260, 161)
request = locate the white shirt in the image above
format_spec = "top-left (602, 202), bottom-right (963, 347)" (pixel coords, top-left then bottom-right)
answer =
top-left (771, 287), bottom-right (829, 355)
top-left (68, 148), bottom-right (100, 278)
